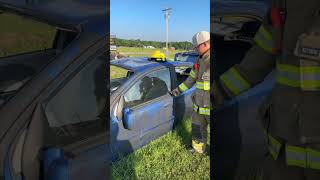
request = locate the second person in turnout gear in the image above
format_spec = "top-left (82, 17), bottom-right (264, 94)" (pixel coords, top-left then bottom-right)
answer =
top-left (171, 31), bottom-right (211, 154)
top-left (213, 0), bottom-right (320, 179)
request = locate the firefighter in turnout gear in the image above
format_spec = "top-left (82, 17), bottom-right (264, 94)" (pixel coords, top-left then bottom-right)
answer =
top-left (171, 31), bottom-right (210, 154)
top-left (213, 0), bottom-right (320, 179)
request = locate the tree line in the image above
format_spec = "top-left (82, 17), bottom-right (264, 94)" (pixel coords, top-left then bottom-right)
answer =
top-left (112, 38), bottom-right (193, 50)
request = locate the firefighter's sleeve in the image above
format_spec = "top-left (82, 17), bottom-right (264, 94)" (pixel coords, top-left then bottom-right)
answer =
top-left (213, 17), bottom-right (277, 104)
top-left (177, 61), bottom-right (199, 92)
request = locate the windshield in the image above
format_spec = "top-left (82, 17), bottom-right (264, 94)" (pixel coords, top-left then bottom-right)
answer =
top-left (174, 53), bottom-right (198, 62)
top-left (110, 65), bottom-right (133, 94)
top-left (0, 11), bottom-right (57, 107)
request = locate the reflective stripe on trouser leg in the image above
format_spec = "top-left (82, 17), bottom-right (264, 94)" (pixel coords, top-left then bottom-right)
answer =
top-left (191, 112), bottom-right (209, 153)
top-left (193, 103), bottom-right (210, 115)
top-left (192, 140), bottom-right (205, 154)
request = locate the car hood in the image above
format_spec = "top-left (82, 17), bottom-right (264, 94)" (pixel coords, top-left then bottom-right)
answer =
top-left (0, 0), bottom-right (107, 30)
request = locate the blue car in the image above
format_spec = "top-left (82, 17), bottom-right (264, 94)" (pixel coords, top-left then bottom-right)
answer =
top-left (0, 0), bottom-right (108, 179)
top-left (173, 51), bottom-right (198, 63)
top-left (110, 58), bottom-right (195, 160)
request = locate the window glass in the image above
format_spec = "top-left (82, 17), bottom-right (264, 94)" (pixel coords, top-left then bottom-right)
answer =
top-left (45, 54), bottom-right (106, 146)
top-left (110, 65), bottom-right (132, 94)
top-left (124, 68), bottom-right (171, 107)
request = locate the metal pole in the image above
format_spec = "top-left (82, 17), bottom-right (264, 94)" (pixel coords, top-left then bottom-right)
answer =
top-left (163, 8), bottom-right (172, 58)
top-left (166, 11), bottom-right (168, 58)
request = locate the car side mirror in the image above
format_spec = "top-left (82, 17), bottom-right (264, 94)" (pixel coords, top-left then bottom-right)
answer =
top-left (123, 107), bottom-right (133, 130)
top-left (42, 147), bottom-right (69, 180)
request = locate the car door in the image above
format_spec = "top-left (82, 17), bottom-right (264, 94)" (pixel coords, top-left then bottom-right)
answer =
top-left (40, 52), bottom-right (108, 180)
top-left (173, 64), bottom-right (196, 121)
top-left (112, 67), bottom-right (174, 157)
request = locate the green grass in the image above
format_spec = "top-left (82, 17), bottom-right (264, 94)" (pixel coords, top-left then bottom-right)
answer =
top-left (0, 12), bottom-right (56, 57)
top-left (117, 47), bottom-right (185, 60)
top-left (112, 118), bottom-right (210, 180)
top-left (110, 65), bottom-right (129, 79)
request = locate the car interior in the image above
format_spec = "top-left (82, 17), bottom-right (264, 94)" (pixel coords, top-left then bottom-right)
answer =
top-left (175, 66), bottom-right (192, 85)
top-left (212, 16), bottom-right (261, 77)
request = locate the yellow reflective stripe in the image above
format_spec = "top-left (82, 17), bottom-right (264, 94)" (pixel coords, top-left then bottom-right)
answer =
top-left (285, 145), bottom-right (320, 170)
top-left (276, 76), bottom-right (300, 87)
top-left (262, 130), bottom-right (282, 160)
top-left (259, 25), bottom-right (272, 40)
top-left (254, 37), bottom-right (274, 54)
top-left (230, 67), bottom-right (250, 90)
top-left (192, 140), bottom-right (205, 153)
top-left (189, 70), bottom-right (196, 79)
top-left (277, 63), bottom-right (300, 73)
top-left (301, 81), bottom-right (320, 89)
top-left (220, 74), bottom-right (240, 95)
top-left (277, 63), bottom-right (320, 89)
top-left (193, 103), bottom-right (198, 112)
top-left (277, 63), bottom-right (320, 74)
top-left (196, 81), bottom-right (210, 90)
top-left (307, 148), bottom-right (320, 170)
top-left (220, 67), bottom-right (250, 95)
top-left (178, 83), bottom-right (189, 92)
top-left (254, 25), bottom-right (274, 54)
top-left (193, 103), bottom-right (210, 115)
top-left (286, 145), bottom-right (307, 168)
top-left (268, 134), bottom-right (282, 160)
top-left (199, 107), bottom-right (210, 115)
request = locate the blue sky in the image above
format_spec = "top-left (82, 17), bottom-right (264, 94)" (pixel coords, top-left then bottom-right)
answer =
top-left (110, 0), bottom-right (210, 42)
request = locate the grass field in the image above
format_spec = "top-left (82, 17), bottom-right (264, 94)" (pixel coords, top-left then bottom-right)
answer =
top-left (0, 12), bottom-right (56, 57)
top-left (111, 118), bottom-right (210, 180)
top-left (117, 46), bottom-right (186, 60)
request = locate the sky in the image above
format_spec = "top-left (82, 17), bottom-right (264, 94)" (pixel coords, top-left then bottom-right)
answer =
top-left (110, 0), bottom-right (210, 42)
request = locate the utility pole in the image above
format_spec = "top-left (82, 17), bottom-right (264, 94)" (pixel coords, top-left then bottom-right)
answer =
top-left (162, 7), bottom-right (172, 58)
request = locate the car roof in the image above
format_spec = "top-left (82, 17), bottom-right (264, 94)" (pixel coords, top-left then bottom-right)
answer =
top-left (0, 0), bottom-right (107, 31)
top-left (212, 0), bottom-right (268, 18)
top-left (111, 57), bottom-right (194, 73)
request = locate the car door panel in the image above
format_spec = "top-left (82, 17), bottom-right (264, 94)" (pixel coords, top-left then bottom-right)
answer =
top-left (114, 95), bottom-right (174, 155)
top-left (175, 86), bottom-right (195, 120)
top-left (112, 68), bottom-right (174, 158)
top-left (131, 94), bottom-right (174, 146)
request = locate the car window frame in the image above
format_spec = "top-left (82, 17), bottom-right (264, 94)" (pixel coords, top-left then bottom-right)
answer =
top-left (42, 47), bottom-right (107, 150)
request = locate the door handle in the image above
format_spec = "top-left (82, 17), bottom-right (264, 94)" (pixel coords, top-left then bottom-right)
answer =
top-left (163, 103), bottom-right (170, 107)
